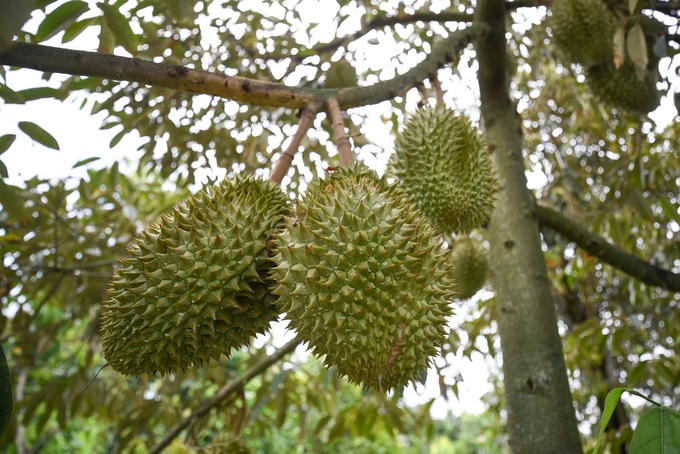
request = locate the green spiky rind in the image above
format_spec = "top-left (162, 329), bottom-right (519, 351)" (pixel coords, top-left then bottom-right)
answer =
top-left (272, 164), bottom-right (455, 390)
top-left (101, 175), bottom-right (291, 377)
top-left (586, 61), bottom-right (660, 114)
top-left (325, 60), bottom-right (358, 89)
top-left (391, 106), bottom-right (498, 235)
top-left (550, 0), bottom-right (616, 66)
top-left (204, 434), bottom-right (253, 454)
top-left (447, 238), bottom-right (489, 300)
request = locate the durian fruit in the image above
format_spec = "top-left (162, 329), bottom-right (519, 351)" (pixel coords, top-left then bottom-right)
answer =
top-left (549, 0), bottom-right (616, 67)
top-left (324, 60), bottom-right (358, 89)
top-left (204, 433), bottom-right (253, 454)
top-left (390, 106), bottom-right (497, 236)
top-left (585, 61), bottom-right (660, 114)
top-left (272, 164), bottom-right (455, 390)
top-left (101, 175), bottom-right (290, 376)
top-left (447, 238), bottom-right (490, 300)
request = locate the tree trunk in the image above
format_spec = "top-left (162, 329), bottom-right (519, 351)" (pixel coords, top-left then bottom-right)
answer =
top-left (474, 2), bottom-right (583, 452)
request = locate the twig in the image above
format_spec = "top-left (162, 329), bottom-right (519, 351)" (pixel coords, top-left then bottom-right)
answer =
top-left (430, 74), bottom-right (445, 106)
top-left (148, 338), bottom-right (302, 454)
top-left (537, 204), bottom-right (680, 291)
top-left (269, 107), bottom-right (318, 184)
top-left (327, 98), bottom-right (353, 166)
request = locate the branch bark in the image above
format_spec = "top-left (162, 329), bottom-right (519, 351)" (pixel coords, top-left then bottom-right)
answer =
top-left (0, 24), bottom-right (485, 110)
top-left (149, 338), bottom-right (302, 454)
top-left (475, 1), bottom-right (582, 452)
top-left (269, 106), bottom-right (318, 184)
top-left (537, 205), bottom-right (680, 291)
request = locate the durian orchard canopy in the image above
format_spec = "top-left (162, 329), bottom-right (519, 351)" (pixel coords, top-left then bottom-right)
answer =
top-left (3, 1), bottom-right (680, 453)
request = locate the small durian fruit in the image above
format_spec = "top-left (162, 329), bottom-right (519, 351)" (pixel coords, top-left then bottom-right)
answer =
top-left (585, 61), bottom-right (660, 114)
top-left (101, 174), bottom-right (290, 376)
top-left (549, 0), bottom-right (616, 66)
top-left (272, 164), bottom-right (455, 391)
top-left (324, 60), bottom-right (358, 89)
top-left (204, 433), bottom-right (253, 454)
top-left (391, 106), bottom-right (497, 235)
top-left (447, 238), bottom-right (489, 300)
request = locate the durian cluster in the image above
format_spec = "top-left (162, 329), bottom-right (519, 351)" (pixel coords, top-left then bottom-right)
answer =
top-left (101, 167), bottom-right (459, 390)
top-left (101, 106), bottom-right (494, 389)
top-left (550, 0), bottom-right (664, 114)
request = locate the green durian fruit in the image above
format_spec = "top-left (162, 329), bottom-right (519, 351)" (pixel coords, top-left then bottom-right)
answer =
top-left (272, 164), bottom-right (455, 391)
top-left (447, 238), bottom-right (489, 300)
top-left (204, 434), bottom-right (253, 454)
top-left (101, 175), bottom-right (290, 376)
top-left (324, 60), bottom-right (358, 89)
top-left (549, 0), bottom-right (616, 66)
top-left (586, 61), bottom-right (660, 114)
top-left (391, 106), bottom-right (497, 235)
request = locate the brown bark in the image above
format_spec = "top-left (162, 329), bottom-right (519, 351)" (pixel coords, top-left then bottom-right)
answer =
top-left (475, 1), bottom-right (582, 452)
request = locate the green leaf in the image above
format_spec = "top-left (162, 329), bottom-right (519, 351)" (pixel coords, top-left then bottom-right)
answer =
top-left (628, 0), bottom-right (639, 15)
top-left (18, 121), bottom-right (60, 150)
top-left (0, 134), bottom-right (16, 156)
top-left (0, 343), bottom-right (11, 438)
top-left (109, 129), bottom-right (126, 148)
top-left (613, 26), bottom-right (625, 69)
top-left (34, 1), bottom-right (89, 42)
top-left (0, 180), bottom-right (26, 220)
top-left (593, 388), bottom-right (626, 454)
top-left (72, 157), bottom-right (100, 168)
top-left (14, 87), bottom-right (67, 102)
top-left (0, 84), bottom-right (25, 104)
top-left (626, 24), bottom-right (648, 69)
top-left (629, 407), bottom-right (680, 454)
top-left (0, 160), bottom-right (7, 179)
top-left (99, 3), bottom-right (139, 55)
top-left (62, 16), bottom-right (98, 44)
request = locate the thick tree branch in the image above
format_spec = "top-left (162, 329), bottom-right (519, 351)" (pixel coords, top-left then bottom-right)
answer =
top-left (0, 24), bottom-right (486, 110)
top-left (149, 338), bottom-right (302, 454)
top-left (537, 205), bottom-right (680, 291)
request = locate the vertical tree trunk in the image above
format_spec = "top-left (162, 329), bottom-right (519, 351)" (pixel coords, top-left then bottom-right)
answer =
top-left (474, 2), bottom-right (583, 452)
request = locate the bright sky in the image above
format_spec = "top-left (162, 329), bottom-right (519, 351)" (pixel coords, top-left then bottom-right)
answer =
top-left (2, 1), bottom-right (678, 421)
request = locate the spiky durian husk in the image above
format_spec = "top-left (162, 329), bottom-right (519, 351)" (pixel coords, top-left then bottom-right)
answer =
top-left (447, 238), bottom-right (489, 300)
top-left (391, 106), bottom-right (497, 235)
top-left (324, 60), bottom-right (358, 89)
top-left (101, 175), bottom-right (290, 376)
top-left (272, 164), bottom-right (455, 390)
top-left (549, 0), bottom-right (616, 66)
top-left (586, 61), bottom-right (660, 114)
top-left (204, 434), bottom-right (253, 454)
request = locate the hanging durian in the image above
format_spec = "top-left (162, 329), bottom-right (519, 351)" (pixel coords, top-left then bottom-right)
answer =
top-left (390, 105), bottom-right (497, 236)
top-left (585, 61), bottom-right (660, 114)
top-left (101, 175), bottom-right (290, 376)
top-left (272, 164), bottom-right (455, 391)
top-left (549, 0), bottom-right (616, 67)
top-left (324, 60), bottom-right (358, 89)
top-left (447, 237), bottom-right (490, 300)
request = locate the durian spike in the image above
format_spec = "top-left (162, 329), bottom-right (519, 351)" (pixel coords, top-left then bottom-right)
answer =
top-left (327, 97), bottom-right (353, 166)
top-left (269, 106), bottom-right (318, 184)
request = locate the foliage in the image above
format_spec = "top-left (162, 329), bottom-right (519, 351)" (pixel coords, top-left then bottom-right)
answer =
top-left (1, 0), bottom-right (680, 452)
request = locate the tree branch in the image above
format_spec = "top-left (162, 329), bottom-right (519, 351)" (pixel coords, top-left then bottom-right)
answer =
top-left (148, 338), bottom-right (302, 454)
top-left (0, 24), bottom-right (486, 110)
top-left (537, 205), bottom-right (680, 292)
top-left (269, 106), bottom-right (318, 184)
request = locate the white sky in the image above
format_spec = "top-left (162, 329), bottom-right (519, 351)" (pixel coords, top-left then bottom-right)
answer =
top-left (2, 1), bottom-right (678, 421)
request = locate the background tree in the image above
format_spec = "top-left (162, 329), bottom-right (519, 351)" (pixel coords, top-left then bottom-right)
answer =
top-left (1, 0), bottom-right (680, 453)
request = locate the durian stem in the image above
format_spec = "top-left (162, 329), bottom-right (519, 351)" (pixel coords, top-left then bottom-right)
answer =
top-left (327, 97), bottom-right (353, 166)
top-left (269, 107), bottom-right (318, 185)
top-left (149, 338), bottom-right (302, 454)
top-left (430, 74), bottom-right (445, 106)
